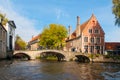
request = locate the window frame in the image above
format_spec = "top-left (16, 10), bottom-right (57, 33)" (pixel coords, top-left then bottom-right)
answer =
top-left (84, 37), bottom-right (88, 42)
top-left (90, 37), bottom-right (94, 43)
top-left (94, 29), bottom-right (99, 34)
top-left (89, 29), bottom-right (92, 34)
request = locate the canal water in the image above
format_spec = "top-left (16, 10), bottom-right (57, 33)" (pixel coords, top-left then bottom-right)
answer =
top-left (0, 60), bottom-right (120, 80)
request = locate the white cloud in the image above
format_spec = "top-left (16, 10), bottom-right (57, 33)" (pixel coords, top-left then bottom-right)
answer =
top-left (55, 8), bottom-right (69, 20)
top-left (55, 8), bottom-right (61, 20)
top-left (0, 0), bottom-right (40, 42)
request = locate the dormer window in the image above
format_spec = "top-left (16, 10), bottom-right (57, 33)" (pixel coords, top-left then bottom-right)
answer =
top-left (89, 29), bottom-right (92, 33)
top-left (94, 29), bottom-right (99, 34)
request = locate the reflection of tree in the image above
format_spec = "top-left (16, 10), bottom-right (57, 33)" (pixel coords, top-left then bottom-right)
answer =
top-left (39, 61), bottom-right (64, 75)
top-left (78, 63), bottom-right (105, 80)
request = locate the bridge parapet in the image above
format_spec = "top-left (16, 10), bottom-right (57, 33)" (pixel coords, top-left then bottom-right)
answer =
top-left (13, 50), bottom-right (85, 61)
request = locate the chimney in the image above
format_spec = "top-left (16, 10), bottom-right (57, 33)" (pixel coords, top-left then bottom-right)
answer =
top-left (68, 25), bottom-right (71, 39)
top-left (77, 16), bottom-right (80, 26)
top-left (76, 16), bottom-right (80, 37)
top-left (32, 35), bottom-right (34, 39)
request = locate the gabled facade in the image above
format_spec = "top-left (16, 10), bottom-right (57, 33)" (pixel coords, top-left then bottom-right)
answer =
top-left (0, 23), bottom-right (7, 58)
top-left (4, 21), bottom-right (16, 51)
top-left (66, 14), bottom-right (105, 54)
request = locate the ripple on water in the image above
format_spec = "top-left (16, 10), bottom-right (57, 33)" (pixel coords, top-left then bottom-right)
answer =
top-left (0, 60), bottom-right (120, 80)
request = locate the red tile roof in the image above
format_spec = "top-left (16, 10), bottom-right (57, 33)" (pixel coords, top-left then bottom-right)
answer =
top-left (67, 15), bottom-right (91, 40)
top-left (105, 42), bottom-right (120, 50)
top-left (29, 34), bottom-right (41, 42)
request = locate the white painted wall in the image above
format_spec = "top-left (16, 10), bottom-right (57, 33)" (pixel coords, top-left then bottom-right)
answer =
top-left (5, 21), bottom-right (16, 51)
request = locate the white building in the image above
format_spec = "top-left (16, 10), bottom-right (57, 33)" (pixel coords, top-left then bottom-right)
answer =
top-left (4, 21), bottom-right (16, 51)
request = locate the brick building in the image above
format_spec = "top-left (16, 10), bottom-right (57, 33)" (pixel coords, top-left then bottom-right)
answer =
top-left (105, 42), bottom-right (120, 55)
top-left (27, 34), bottom-right (41, 50)
top-left (105, 42), bottom-right (120, 51)
top-left (66, 14), bottom-right (105, 54)
top-left (0, 23), bottom-right (7, 58)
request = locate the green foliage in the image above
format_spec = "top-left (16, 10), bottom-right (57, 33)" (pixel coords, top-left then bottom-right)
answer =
top-left (39, 24), bottom-right (68, 49)
top-left (104, 54), bottom-right (120, 61)
top-left (112, 0), bottom-right (120, 26)
top-left (37, 55), bottom-right (58, 61)
top-left (88, 54), bottom-right (100, 59)
top-left (0, 13), bottom-right (8, 25)
top-left (104, 55), bottom-right (110, 58)
top-left (15, 35), bottom-right (26, 50)
top-left (88, 54), bottom-right (95, 59)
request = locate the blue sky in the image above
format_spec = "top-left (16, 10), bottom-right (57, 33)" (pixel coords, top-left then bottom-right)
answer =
top-left (0, 0), bottom-right (120, 42)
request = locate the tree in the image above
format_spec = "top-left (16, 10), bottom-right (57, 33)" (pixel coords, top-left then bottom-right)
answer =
top-left (0, 13), bottom-right (8, 26)
top-left (39, 24), bottom-right (68, 49)
top-left (15, 35), bottom-right (27, 50)
top-left (112, 0), bottom-right (120, 26)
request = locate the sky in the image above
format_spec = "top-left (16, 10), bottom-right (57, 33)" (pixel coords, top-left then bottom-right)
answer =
top-left (0, 0), bottom-right (120, 42)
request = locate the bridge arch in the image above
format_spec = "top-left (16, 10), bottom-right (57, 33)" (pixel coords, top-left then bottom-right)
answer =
top-left (13, 52), bottom-right (31, 60)
top-left (38, 50), bottom-right (65, 61)
top-left (75, 55), bottom-right (90, 63)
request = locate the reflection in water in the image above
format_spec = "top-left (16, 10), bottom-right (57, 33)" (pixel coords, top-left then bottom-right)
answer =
top-left (0, 60), bottom-right (120, 80)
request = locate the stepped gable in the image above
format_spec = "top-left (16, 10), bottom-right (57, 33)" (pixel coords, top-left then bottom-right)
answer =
top-left (68, 14), bottom-right (105, 41)
top-left (82, 14), bottom-right (105, 35)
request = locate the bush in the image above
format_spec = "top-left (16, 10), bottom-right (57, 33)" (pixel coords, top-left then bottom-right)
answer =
top-left (95, 54), bottom-right (100, 57)
top-left (88, 54), bottom-right (95, 59)
top-left (104, 55), bottom-right (110, 58)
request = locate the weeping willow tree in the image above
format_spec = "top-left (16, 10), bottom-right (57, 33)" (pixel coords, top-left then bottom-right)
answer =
top-left (112, 0), bottom-right (120, 26)
top-left (0, 13), bottom-right (8, 26)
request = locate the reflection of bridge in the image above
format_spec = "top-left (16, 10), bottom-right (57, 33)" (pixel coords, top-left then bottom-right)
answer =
top-left (13, 50), bottom-right (82, 61)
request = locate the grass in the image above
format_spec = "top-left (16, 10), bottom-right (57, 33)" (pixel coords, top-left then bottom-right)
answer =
top-left (36, 56), bottom-right (58, 61)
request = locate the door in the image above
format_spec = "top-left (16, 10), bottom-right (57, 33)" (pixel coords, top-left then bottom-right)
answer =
top-left (9, 35), bottom-right (13, 50)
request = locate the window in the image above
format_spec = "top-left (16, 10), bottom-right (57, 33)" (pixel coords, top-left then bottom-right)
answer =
top-left (90, 46), bottom-right (94, 53)
top-left (89, 29), bottom-right (92, 33)
top-left (84, 45), bottom-right (88, 53)
top-left (96, 37), bottom-right (100, 43)
top-left (90, 37), bottom-right (94, 43)
top-left (94, 29), bottom-right (99, 33)
top-left (95, 46), bottom-right (100, 49)
top-left (84, 37), bottom-right (88, 42)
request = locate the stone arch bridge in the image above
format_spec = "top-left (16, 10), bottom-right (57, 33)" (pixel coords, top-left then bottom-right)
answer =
top-left (13, 50), bottom-right (83, 61)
